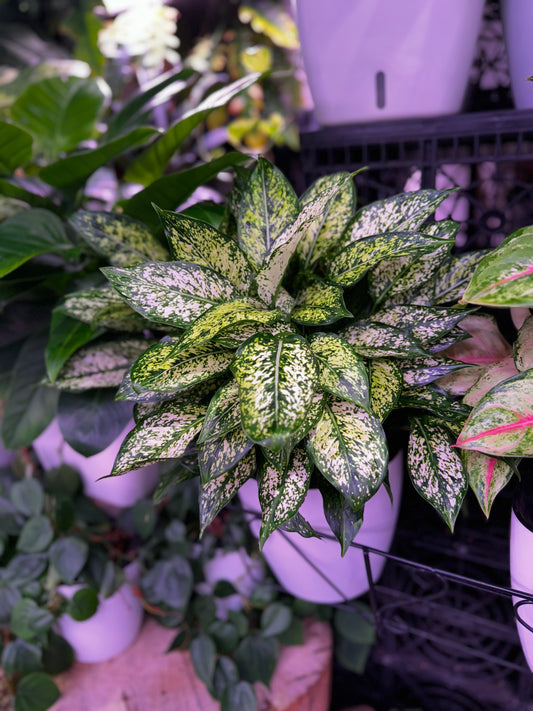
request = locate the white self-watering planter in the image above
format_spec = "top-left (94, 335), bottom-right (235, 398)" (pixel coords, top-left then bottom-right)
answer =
top-left (502, 0), bottom-right (533, 109)
top-left (296, 0), bottom-right (484, 125)
top-left (510, 486), bottom-right (533, 672)
top-left (32, 419), bottom-right (159, 510)
top-left (238, 451), bottom-right (403, 604)
top-left (56, 564), bottom-right (144, 663)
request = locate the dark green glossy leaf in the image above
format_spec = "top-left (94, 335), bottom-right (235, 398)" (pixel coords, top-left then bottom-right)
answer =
top-left (189, 634), bottom-right (217, 691)
top-left (11, 599), bottom-right (54, 641)
top-left (142, 555), bottom-right (193, 610)
top-left (3, 554), bottom-right (47, 586)
top-left (13, 672), bottom-right (60, 711)
top-left (45, 311), bottom-right (100, 384)
top-left (1, 639), bottom-right (42, 677)
top-left (10, 479), bottom-right (43, 517)
top-left (234, 634), bottom-right (278, 686)
top-left (221, 681), bottom-right (257, 711)
top-left (67, 588), bottom-right (98, 621)
top-left (49, 537), bottom-right (89, 584)
top-left (260, 602), bottom-right (292, 637)
top-left (16, 516), bottom-right (54, 553)
top-left (0, 121), bottom-right (32, 175)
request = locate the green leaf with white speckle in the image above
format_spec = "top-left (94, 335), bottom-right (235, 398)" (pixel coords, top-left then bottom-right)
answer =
top-left (237, 157), bottom-right (299, 270)
top-left (399, 355), bottom-right (471, 388)
top-left (514, 315), bottom-right (533, 371)
top-left (231, 332), bottom-right (318, 451)
top-left (344, 189), bottom-right (454, 247)
top-left (130, 340), bottom-right (233, 394)
top-left (326, 231), bottom-right (454, 288)
top-left (155, 207), bottom-right (253, 292)
top-left (408, 416), bottom-right (467, 530)
top-left (278, 512), bottom-right (320, 538)
top-left (199, 451), bottom-right (255, 534)
top-left (318, 475), bottom-right (363, 556)
top-left (53, 338), bottom-right (150, 392)
top-left (258, 447), bottom-right (312, 547)
top-left (291, 281), bottom-right (352, 326)
top-left (370, 305), bottom-right (472, 349)
top-left (215, 322), bottom-right (295, 349)
top-left (430, 250), bottom-right (489, 305)
top-left (111, 400), bottom-right (205, 475)
top-left (341, 320), bottom-right (426, 358)
top-left (369, 359), bottom-right (403, 421)
top-left (456, 369), bottom-right (533, 456)
top-left (102, 261), bottom-right (239, 328)
top-left (397, 384), bottom-right (471, 433)
top-left (307, 400), bottom-right (388, 510)
top-left (71, 210), bottom-right (169, 267)
top-left (58, 286), bottom-right (157, 333)
top-left (462, 449), bottom-right (514, 518)
top-left (309, 333), bottom-right (369, 407)
top-left (296, 171), bottom-right (355, 268)
top-left (176, 298), bottom-right (281, 353)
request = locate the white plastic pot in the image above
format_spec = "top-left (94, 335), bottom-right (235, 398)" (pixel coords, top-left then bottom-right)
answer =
top-left (56, 564), bottom-right (144, 663)
top-left (32, 419), bottom-right (159, 509)
top-left (238, 451), bottom-right (403, 604)
top-left (502, 0), bottom-right (533, 109)
top-left (510, 508), bottom-right (533, 671)
top-left (296, 0), bottom-right (484, 125)
top-left (200, 548), bottom-right (265, 619)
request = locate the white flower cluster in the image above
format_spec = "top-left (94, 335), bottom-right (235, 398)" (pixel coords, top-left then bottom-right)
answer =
top-left (98, 0), bottom-right (180, 70)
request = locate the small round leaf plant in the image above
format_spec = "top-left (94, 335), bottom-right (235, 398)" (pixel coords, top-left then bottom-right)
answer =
top-left (69, 158), bottom-right (484, 544)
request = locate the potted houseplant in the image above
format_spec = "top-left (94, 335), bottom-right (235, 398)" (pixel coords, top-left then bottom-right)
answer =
top-left (0, 464), bottom-right (145, 711)
top-left (448, 227), bottom-right (533, 669)
top-left (62, 157), bottom-right (488, 603)
top-left (295, 0), bottom-right (485, 125)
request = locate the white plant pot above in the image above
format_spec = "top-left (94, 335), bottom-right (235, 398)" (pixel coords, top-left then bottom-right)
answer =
top-left (238, 451), bottom-right (403, 604)
top-left (32, 419), bottom-right (159, 509)
top-left (510, 508), bottom-right (533, 671)
top-left (56, 564), bottom-right (144, 664)
top-left (502, 0), bottom-right (533, 109)
top-left (296, 0), bottom-right (484, 125)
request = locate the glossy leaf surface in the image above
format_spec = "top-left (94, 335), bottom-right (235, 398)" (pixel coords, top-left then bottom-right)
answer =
top-left (291, 282), bottom-right (351, 326)
top-left (463, 449), bottom-right (514, 518)
top-left (199, 451), bottom-right (255, 533)
top-left (309, 333), bottom-right (369, 406)
top-left (369, 358), bottom-right (403, 421)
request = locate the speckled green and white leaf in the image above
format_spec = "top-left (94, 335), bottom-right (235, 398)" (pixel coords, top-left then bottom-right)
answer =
top-left (199, 450), bottom-right (255, 534)
top-left (462, 449), bottom-right (514, 518)
top-left (175, 298), bottom-right (281, 353)
top-left (278, 512), bottom-right (320, 538)
top-left (291, 282), bottom-right (352, 326)
top-left (116, 368), bottom-right (177, 403)
top-left (309, 333), bottom-right (369, 407)
top-left (399, 356), bottom-right (472, 388)
top-left (274, 287), bottom-right (296, 318)
top-left (408, 416), bottom-right (468, 530)
top-left (369, 359), bottom-right (403, 421)
top-left (237, 157), bottom-right (300, 269)
top-left (370, 305), bottom-right (472, 349)
top-left (71, 210), bottom-right (168, 267)
top-left (154, 207), bottom-right (253, 292)
top-left (131, 386), bottom-right (208, 420)
top-left (214, 321), bottom-right (295, 349)
top-left (258, 447), bottom-right (312, 547)
top-left (369, 243), bottom-right (452, 309)
top-left (53, 338), bottom-right (150, 392)
top-left (111, 400), bottom-right (206, 475)
top-left (318, 475), bottom-right (363, 556)
top-left (198, 427), bottom-right (254, 483)
top-left (198, 380), bottom-right (240, 444)
top-left (102, 261), bottom-right (239, 328)
top-left (327, 231), bottom-right (453, 288)
top-left (514, 315), bottom-right (533, 371)
top-left (130, 340), bottom-right (233, 394)
top-left (462, 227), bottom-right (533, 306)
top-left (425, 327), bottom-right (470, 355)
top-left (456, 369), bottom-right (533, 456)
top-left (343, 189), bottom-right (453, 247)
top-left (397, 384), bottom-right (471, 431)
top-left (341, 320), bottom-right (426, 358)
top-left (296, 172), bottom-right (355, 268)
top-left (231, 332), bottom-right (318, 451)
top-left (463, 356), bottom-right (518, 407)
top-left (307, 400), bottom-right (388, 510)
top-left (262, 393), bottom-right (325, 470)
top-left (254, 172), bottom-right (354, 305)
top-left (428, 250), bottom-right (489, 305)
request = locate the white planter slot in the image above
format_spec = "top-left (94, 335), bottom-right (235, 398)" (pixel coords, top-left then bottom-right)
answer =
top-left (296, 0), bottom-right (484, 125)
top-left (510, 508), bottom-right (533, 671)
top-left (238, 451), bottom-right (403, 604)
top-left (502, 0), bottom-right (533, 109)
top-left (56, 564), bottom-right (144, 663)
top-left (33, 419), bottom-right (158, 509)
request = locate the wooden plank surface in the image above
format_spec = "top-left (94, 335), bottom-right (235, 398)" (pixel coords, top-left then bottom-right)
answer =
top-left (50, 616), bottom-right (332, 711)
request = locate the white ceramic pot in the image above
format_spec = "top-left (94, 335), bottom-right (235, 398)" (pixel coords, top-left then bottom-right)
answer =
top-left (56, 564), bottom-right (144, 663)
top-left (32, 419), bottom-right (159, 509)
top-left (296, 0), bottom-right (484, 125)
top-left (238, 451), bottom-right (403, 604)
top-left (502, 0), bottom-right (533, 109)
top-left (510, 507), bottom-right (533, 671)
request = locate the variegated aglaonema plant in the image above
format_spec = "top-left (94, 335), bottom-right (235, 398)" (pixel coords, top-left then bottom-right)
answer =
top-left (438, 226), bottom-right (533, 516)
top-left (63, 158), bottom-right (486, 550)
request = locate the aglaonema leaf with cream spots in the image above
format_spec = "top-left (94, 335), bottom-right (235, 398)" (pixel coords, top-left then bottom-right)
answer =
top-left (258, 447), bottom-right (312, 547)
top-left (408, 416), bottom-right (468, 530)
top-left (307, 399), bottom-right (388, 510)
top-left (291, 281), bottom-right (352, 326)
top-left (462, 449), bottom-right (515, 518)
top-left (318, 476), bottom-right (363, 556)
top-left (231, 332), bottom-right (319, 451)
top-left (368, 359), bottom-right (403, 422)
top-left (309, 333), bottom-right (369, 408)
